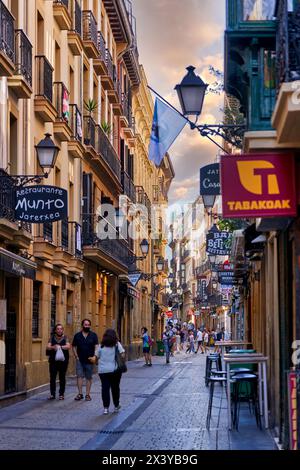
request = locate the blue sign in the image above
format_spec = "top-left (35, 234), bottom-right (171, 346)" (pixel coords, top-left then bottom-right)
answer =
top-left (15, 185), bottom-right (68, 223)
top-left (128, 272), bottom-right (142, 287)
top-left (200, 163), bottom-right (220, 196)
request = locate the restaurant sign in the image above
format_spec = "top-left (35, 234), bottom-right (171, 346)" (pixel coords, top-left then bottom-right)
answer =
top-left (206, 231), bottom-right (232, 255)
top-left (15, 185), bottom-right (68, 223)
top-left (218, 270), bottom-right (241, 286)
top-left (221, 153), bottom-right (296, 218)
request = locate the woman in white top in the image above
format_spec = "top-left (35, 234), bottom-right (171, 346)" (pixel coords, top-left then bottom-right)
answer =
top-left (94, 329), bottom-right (125, 415)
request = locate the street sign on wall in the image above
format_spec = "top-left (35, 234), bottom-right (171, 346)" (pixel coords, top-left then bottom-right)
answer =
top-left (221, 153), bottom-right (297, 218)
top-left (15, 185), bottom-right (68, 223)
top-left (200, 163), bottom-right (220, 195)
top-left (128, 272), bottom-right (142, 287)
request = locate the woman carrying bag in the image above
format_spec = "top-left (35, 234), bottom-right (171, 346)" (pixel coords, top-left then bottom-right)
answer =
top-left (46, 323), bottom-right (70, 400)
top-left (92, 329), bottom-right (125, 415)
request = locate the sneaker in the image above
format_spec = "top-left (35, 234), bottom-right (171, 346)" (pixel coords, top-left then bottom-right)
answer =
top-left (103, 408), bottom-right (109, 415)
top-left (148, 363), bottom-right (152, 366)
top-left (114, 405), bottom-right (121, 412)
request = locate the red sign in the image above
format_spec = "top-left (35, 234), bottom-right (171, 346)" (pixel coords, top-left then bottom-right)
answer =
top-left (166, 311), bottom-right (173, 318)
top-left (221, 153), bottom-right (296, 218)
top-left (288, 372), bottom-right (298, 450)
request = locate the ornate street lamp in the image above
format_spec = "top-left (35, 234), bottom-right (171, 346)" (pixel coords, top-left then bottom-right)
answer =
top-left (0, 133), bottom-right (59, 187)
top-left (140, 238), bottom-right (149, 256)
top-left (156, 258), bottom-right (164, 273)
top-left (202, 195), bottom-right (216, 212)
top-left (175, 66), bottom-right (208, 116)
top-left (35, 133), bottom-right (59, 175)
top-left (148, 66), bottom-right (245, 152)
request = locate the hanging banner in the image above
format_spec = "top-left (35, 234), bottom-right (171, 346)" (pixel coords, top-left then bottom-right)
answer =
top-left (15, 185), bottom-right (68, 223)
top-left (206, 231), bottom-right (232, 255)
top-left (128, 272), bottom-right (142, 287)
top-left (221, 153), bottom-right (297, 218)
top-left (200, 163), bottom-right (220, 195)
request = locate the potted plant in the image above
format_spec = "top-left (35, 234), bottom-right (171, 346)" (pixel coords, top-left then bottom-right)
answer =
top-left (83, 98), bottom-right (98, 145)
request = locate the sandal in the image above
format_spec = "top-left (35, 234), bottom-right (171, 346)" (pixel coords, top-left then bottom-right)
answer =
top-left (59, 395), bottom-right (64, 400)
top-left (74, 394), bottom-right (84, 401)
top-left (85, 394), bottom-right (91, 401)
top-left (47, 395), bottom-right (55, 400)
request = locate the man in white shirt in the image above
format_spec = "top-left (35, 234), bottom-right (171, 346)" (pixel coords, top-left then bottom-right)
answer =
top-left (195, 328), bottom-right (204, 354)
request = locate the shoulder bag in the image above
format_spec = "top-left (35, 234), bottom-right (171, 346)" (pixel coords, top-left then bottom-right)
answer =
top-left (115, 345), bottom-right (127, 373)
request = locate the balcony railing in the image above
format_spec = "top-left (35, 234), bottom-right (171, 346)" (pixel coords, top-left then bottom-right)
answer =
top-left (53, 82), bottom-right (70, 122)
top-left (121, 171), bottom-right (135, 202)
top-left (15, 30), bottom-right (32, 86)
top-left (56, 219), bottom-right (82, 257)
top-left (105, 48), bottom-right (114, 81)
top-left (54, 0), bottom-right (69, 7)
top-left (0, 0), bottom-right (15, 64)
top-left (276, 0), bottom-right (300, 90)
top-left (135, 186), bottom-right (151, 222)
top-left (97, 125), bottom-right (121, 181)
top-left (35, 55), bottom-right (53, 102)
top-left (82, 213), bottom-right (130, 267)
top-left (97, 30), bottom-right (106, 61)
top-left (69, 104), bottom-right (83, 142)
top-left (35, 221), bottom-right (53, 243)
top-left (0, 169), bottom-right (31, 233)
top-left (83, 115), bottom-right (96, 149)
top-left (70, 0), bottom-right (82, 35)
top-left (82, 10), bottom-right (98, 48)
top-left (121, 92), bottom-right (133, 127)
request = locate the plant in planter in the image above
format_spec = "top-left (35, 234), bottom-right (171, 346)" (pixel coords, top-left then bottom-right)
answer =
top-left (101, 121), bottom-right (112, 137)
top-left (83, 99), bottom-right (98, 145)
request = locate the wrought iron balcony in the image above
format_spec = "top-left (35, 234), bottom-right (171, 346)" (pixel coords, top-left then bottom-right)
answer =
top-left (69, 104), bottom-right (83, 142)
top-left (0, 169), bottom-right (31, 233)
top-left (275, 0), bottom-right (300, 89)
top-left (14, 30), bottom-right (32, 86)
top-left (56, 219), bottom-right (82, 257)
top-left (83, 115), bottom-right (96, 149)
top-left (135, 186), bottom-right (151, 222)
top-left (54, 0), bottom-right (69, 7)
top-left (121, 92), bottom-right (133, 127)
top-left (82, 10), bottom-right (98, 58)
top-left (97, 125), bottom-right (121, 181)
top-left (97, 30), bottom-right (106, 61)
top-left (82, 213), bottom-right (130, 268)
top-left (35, 55), bottom-right (53, 102)
top-left (53, 82), bottom-right (70, 122)
top-left (0, 0), bottom-right (15, 68)
top-left (105, 48), bottom-right (114, 81)
top-left (71, 0), bottom-right (81, 35)
top-left (121, 171), bottom-right (135, 202)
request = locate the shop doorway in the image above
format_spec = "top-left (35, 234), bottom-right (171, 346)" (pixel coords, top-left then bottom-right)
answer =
top-left (5, 278), bottom-right (18, 393)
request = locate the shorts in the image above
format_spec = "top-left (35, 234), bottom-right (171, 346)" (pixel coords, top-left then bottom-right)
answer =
top-left (76, 360), bottom-right (94, 380)
top-left (143, 347), bottom-right (150, 354)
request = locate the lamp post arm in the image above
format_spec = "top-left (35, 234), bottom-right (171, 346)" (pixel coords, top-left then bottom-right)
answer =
top-left (0, 172), bottom-right (48, 187)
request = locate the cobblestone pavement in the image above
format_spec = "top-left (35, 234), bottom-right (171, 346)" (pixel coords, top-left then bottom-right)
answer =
top-left (0, 351), bottom-right (277, 450)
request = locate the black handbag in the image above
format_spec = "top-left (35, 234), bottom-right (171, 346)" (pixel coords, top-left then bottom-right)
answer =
top-left (115, 345), bottom-right (127, 373)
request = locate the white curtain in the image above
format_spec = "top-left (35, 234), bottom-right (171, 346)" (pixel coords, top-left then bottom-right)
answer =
top-left (243, 0), bottom-right (275, 21)
top-left (0, 78), bottom-right (8, 170)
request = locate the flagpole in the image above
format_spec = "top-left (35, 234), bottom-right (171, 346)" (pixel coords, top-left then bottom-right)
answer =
top-left (147, 85), bottom-right (230, 154)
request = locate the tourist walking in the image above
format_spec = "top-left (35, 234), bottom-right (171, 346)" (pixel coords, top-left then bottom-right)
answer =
top-left (46, 323), bottom-right (70, 400)
top-left (141, 327), bottom-right (152, 366)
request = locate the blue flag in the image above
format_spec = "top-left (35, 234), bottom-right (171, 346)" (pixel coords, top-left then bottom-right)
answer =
top-left (148, 98), bottom-right (186, 166)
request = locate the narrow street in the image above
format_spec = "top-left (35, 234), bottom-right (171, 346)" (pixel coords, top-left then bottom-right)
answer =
top-left (0, 352), bottom-right (276, 451)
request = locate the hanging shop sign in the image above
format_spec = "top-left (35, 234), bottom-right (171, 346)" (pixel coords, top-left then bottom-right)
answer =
top-left (15, 185), bottom-right (68, 223)
top-left (0, 248), bottom-right (36, 280)
top-left (217, 271), bottom-right (244, 286)
top-left (200, 163), bottom-right (220, 195)
top-left (221, 153), bottom-right (297, 218)
top-left (288, 371), bottom-right (298, 450)
top-left (128, 272), bottom-right (142, 288)
top-left (206, 231), bottom-right (232, 255)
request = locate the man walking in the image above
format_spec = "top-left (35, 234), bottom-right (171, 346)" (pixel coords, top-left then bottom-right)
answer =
top-left (72, 319), bottom-right (98, 401)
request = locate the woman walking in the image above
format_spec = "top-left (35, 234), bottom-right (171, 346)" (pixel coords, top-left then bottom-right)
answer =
top-left (141, 327), bottom-right (152, 366)
top-left (46, 323), bottom-right (70, 400)
top-left (94, 329), bottom-right (125, 415)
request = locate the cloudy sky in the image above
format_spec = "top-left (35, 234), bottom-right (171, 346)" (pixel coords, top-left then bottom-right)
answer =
top-left (132, 0), bottom-right (225, 206)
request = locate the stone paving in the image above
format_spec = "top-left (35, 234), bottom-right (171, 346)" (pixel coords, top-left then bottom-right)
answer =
top-left (0, 351), bottom-right (277, 450)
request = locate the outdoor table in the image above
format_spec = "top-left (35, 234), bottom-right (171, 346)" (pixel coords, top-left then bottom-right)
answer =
top-left (215, 341), bottom-right (253, 358)
top-left (224, 354), bottom-right (269, 430)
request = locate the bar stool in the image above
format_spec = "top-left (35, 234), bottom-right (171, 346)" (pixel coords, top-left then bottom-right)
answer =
top-left (231, 373), bottom-right (261, 430)
top-left (205, 354), bottom-right (222, 386)
top-left (206, 376), bottom-right (227, 430)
